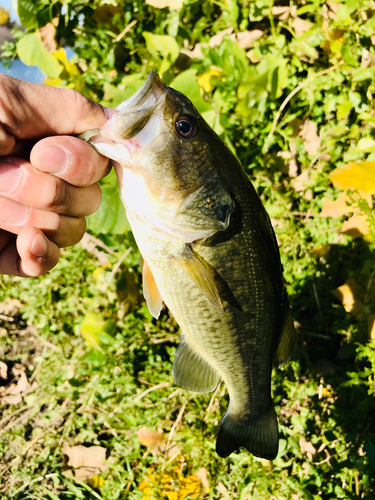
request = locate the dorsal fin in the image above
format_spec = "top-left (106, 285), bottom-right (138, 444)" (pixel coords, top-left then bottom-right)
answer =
top-left (142, 259), bottom-right (163, 319)
top-left (174, 244), bottom-right (223, 313)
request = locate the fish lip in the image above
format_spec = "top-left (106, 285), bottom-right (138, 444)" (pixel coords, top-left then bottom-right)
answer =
top-left (116, 70), bottom-right (167, 112)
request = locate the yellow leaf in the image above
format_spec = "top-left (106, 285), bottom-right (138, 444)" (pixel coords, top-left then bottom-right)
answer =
top-left (329, 162), bottom-right (375, 193)
top-left (80, 313), bottom-right (105, 349)
top-left (197, 68), bottom-right (221, 92)
top-left (368, 315), bottom-right (375, 340)
top-left (0, 7), bottom-right (10, 24)
top-left (93, 268), bottom-right (104, 279)
top-left (309, 245), bottom-right (331, 258)
top-left (332, 279), bottom-right (362, 314)
top-left (146, 0), bottom-right (183, 8)
top-left (87, 474), bottom-right (104, 488)
top-left (341, 212), bottom-right (370, 238)
top-left (44, 77), bottom-right (63, 87)
top-left (320, 387), bottom-right (335, 398)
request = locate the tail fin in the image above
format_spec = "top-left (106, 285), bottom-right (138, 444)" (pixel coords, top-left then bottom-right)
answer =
top-left (216, 405), bottom-right (279, 460)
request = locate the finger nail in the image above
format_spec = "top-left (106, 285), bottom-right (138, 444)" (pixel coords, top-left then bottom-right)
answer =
top-left (0, 160), bottom-right (23, 194)
top-left (36, 145), bottom-right (70, 175)
top-left (0, 198), bottom-right (28, 225)
top-left (30, 232), bottom-right (48, 258)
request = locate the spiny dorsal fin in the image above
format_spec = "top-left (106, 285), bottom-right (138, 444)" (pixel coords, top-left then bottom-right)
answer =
top-left (172, 333), bottom-right (220, 393)
top-left (273, 297), bottom-right (296, 367)
top-left (142, 259), bottom-right (163, 319)
top-left (174, 244), bottom-right (223, 313)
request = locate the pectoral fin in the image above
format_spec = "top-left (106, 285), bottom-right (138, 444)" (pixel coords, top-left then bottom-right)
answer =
top-left (172, 333), bottom-right (220, 393)
top-left (175, 244), bottom-right (223, 313)
top-left (142, 259), bottom-right (163, 319)
top-left (273, 297), bottom-right (296, 367)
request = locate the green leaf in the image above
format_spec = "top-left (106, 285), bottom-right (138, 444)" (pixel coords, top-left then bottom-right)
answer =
top-left (143, 31), bottom-right (179, 76)
top-left (364, 439), bottom-right (375, 469)
top-left (170, 69), bottom-right (211, 113)
top-left (86, 170), bottom-right (130, 235)
top-left (337, 100), bottom-right (353, 120)
top-left (16, 0), bottom-right (38, 30)
top-left (17, 33), bottom-right (63, 78)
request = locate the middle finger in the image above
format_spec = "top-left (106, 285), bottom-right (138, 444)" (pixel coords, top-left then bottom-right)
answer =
top-left (0, 157), bottom-right (102, 217)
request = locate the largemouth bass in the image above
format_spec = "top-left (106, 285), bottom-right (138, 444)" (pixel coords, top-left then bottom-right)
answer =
top-left (82, 71), bottom-right (295, 460)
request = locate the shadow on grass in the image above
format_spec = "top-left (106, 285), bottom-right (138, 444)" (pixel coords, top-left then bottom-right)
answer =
top-left (287, 238), bottom-right (375, 498)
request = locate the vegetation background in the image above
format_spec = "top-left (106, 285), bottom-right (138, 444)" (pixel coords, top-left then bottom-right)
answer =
top-left (0, 0), bottom-right (375, 498)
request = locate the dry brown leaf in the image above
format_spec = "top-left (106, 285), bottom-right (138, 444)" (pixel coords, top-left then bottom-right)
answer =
top-left (341, 213), bottom-right (370, 238)
top-left (284, 158), bottom-right (299, 177)
top-left (292, 17), bottom-right (311, 37)
top-left (40, 23), bottom-right (57, 52)
top-left (322, 2), bottom-right (342, 21)
top-left (234, 30), bottom-right (264, 49)
top-left (299, 436), bottom-right (316, 460)
top-left (217, 481), bottom-right (231, 499)
top-left (80, 233), bottom-right (111, 265)
top-left (362, 49), bottom-right (375, 68)
top-left (137, 427), bottom-right (165, 449)
top-left (91, 5), bottom-right (123, 25)
top-left (196, 467), bottom-right (210, 494)
top-left (146, 0), bottom-right (183, 8)
top-left (208, 28), bottom-right (233, 48)
top-left (246, 49), bottom-right (261, 63)
top-left (299, 120), bottom-right (321, 157)
top-left (292, 169), bottom-right (310, 192)
top-left (332, 279), bottom-right (363, 314)
top-left (367, 315), bottom-right (375, 340)
top-left (272, 5), bottom-right (297, 21)
top-left (182, 27), bottom-right (261, 61)
top-left (0, 298), bottom-right (22, 317)
top-left (63, 445), bottom-right (108, 482)
top-left (0, 363), bottom-right (36, 404)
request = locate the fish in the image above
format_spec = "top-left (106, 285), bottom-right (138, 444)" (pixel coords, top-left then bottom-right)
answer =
top-left (81, 70), bottom-right (296, 460)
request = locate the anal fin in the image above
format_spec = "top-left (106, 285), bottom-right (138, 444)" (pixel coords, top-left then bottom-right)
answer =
top-left (175, 244), bottom-right (223, 313)
top-left (172, 333), bottom-right (220, 393)
top-left (216, 404), bottom-right (279, 460)
top-left (142, 259), bottom-right (163, 319)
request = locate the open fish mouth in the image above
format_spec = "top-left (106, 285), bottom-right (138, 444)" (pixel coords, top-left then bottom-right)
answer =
top-left (116, 70), bottom-right (166, 113)
top-left (79, 71), bottom-right (167, 144)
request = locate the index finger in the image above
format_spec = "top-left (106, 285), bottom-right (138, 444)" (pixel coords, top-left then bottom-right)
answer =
top-left (0, 74), bottom-right (110, 155)
top-left (0, 74), bottom-right (109, 136)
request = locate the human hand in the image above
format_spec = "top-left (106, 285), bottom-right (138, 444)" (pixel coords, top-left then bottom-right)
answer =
top-left (0, 74), bottom-right (113, 277)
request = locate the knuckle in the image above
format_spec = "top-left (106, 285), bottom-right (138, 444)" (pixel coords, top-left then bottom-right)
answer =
top-left (44, 179), bottom-right (67, 210)
top-left (70, 217), bottom-right (86, 246)
top-left (86, 184), bottom-right (102, 215)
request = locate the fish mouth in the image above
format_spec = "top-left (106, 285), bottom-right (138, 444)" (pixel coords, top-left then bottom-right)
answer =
top-left (116, 70), bottom-right (167, 113)
top-left (80, 71), bottom-right (167, 158)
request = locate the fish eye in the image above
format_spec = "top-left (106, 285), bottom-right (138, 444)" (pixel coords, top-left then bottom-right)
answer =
top-left (175, 116), bottom-right (196, 138)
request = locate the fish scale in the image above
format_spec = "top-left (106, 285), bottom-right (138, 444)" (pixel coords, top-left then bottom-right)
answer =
top-left (82, 70), bottom-right (296, 459)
